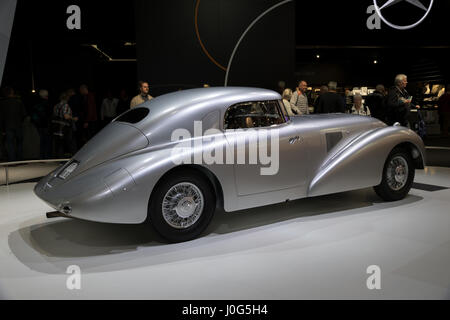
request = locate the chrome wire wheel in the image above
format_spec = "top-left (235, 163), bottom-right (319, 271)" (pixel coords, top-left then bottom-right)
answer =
top-left (386, 156), bottom-right (409, 191)
top-left (162, 182), bottom-right (204, 229)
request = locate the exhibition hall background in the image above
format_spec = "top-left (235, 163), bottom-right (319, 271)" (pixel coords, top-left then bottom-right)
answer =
top-left (2, 0), bottom-right (449, 95)
top-left (0, 0), bottom-right (449, 163)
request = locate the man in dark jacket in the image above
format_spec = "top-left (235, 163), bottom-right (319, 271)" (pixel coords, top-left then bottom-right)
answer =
top-left (0, 87), bottom-right (27, 161)
top-left (386, 74), bottom-right (419, 126)
top-left (69, 84), bottom-right (98, 148)
top-left (80, 84), bottom-right (98, 142)
top-left (31, 89), bottom-right (52, 159)
top-left (365, 84), bottom-right (387, 122)
top-left (316, 81), bottom-right (345, 114)
top-left (313, 85), bottom-right (328, 113)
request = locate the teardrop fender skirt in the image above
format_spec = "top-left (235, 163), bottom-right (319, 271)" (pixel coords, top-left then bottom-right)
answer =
top-left (308, 126), bottom-right (425, 197)
top-left (34, 167), bottom-right (148, 224)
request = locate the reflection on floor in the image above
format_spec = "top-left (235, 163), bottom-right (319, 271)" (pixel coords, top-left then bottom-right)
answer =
top-left (0, 167), bottom-right (450, 299)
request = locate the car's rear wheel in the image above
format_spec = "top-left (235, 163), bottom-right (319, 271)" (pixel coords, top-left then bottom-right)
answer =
top-left (374, 147), bottom-right (415, 201)
top-left (148, 170), bottom-right (215, 243)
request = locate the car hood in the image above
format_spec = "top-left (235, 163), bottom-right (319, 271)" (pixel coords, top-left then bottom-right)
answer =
top-left (290, 113), bottom-right (385, 129)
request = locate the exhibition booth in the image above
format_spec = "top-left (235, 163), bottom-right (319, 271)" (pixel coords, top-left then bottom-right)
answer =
top-left (0, 0), bottom-right (450, 302)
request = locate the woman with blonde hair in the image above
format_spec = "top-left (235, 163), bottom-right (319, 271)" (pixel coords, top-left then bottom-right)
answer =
top-left (282, 88), bottom-right (301, 116)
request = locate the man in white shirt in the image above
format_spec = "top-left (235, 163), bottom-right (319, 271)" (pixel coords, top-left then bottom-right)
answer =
top-left (130, 81), bottom-right (153, 108)
top-left (101, 91), bottom-right (119, 125)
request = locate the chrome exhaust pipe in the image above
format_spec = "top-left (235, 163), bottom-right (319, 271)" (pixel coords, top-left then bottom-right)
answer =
top-left (46, 211), bottom-right (68, 219)
top-left (46, 204), bottom-right (72, 219)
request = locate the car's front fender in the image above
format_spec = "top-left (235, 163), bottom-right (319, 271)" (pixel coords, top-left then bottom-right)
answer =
top-left (308, 126), bottom-right (425, 197)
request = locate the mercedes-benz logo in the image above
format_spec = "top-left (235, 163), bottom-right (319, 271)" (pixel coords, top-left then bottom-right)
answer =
top-left (373, 0), bottom-right (434, 30)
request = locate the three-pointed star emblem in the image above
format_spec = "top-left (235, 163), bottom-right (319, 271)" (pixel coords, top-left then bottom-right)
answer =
top-left (379, 0), bottom-right (428, 11)
top-left (373, 0), bottom-right (434, 30)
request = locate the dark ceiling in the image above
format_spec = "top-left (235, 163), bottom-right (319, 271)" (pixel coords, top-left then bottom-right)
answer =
top-left (2, 0), bottom-right (449, 96)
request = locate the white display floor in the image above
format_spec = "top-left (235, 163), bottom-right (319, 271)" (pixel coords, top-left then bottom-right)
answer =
top-left (1, 167), bottom-right (449, 299)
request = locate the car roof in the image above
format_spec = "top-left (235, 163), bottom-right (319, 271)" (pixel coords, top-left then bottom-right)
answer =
top-left (128, 87), bottom-right (281, 139)
top-left (139, 86), bottom-right (281, 115)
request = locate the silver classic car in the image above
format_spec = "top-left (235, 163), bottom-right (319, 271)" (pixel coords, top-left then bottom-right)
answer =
top-left (35, 87), bottom-right (425, 242)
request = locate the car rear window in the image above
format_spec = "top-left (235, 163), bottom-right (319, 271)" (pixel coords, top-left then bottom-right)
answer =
top-left (115, 108), bottom-right (149, 124)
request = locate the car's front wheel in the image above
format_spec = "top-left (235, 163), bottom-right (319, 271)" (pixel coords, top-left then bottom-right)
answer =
top-left (148, 170), bottom-right (215, 243)
top-left (374, 147), bottom-right (415, 201)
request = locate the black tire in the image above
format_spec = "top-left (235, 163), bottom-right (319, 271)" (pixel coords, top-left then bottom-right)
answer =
top-left (374, 147), bottom-right (415, 201)
top-left (148, 169), bottom-right (216, 243)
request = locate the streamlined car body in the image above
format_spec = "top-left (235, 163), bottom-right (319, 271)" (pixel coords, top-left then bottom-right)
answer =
top-left (34, 87), bottom-right (426, 242)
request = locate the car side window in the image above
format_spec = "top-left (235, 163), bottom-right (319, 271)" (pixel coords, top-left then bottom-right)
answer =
top-left (224, 101), bottom-right (285, 130)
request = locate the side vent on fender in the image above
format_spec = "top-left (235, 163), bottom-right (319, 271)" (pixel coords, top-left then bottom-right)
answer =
top-left (326, 132), bottom-right (343, 152)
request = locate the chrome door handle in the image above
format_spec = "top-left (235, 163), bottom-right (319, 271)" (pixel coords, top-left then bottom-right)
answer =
top-left (289, 136), bottom-right (300, 144)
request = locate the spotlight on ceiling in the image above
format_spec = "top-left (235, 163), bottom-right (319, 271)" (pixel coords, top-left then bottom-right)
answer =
top-left (316, 54), bottom-right (320, 59)
top-left (373, 60), bottom-right (378, 64)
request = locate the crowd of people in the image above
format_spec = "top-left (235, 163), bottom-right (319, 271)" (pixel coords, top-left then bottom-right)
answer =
top-left (0, 81), bottom-right (153, 162)
top-left (0, 76), bottom-right (449, 163)
top-left (281, 75), bottom-right (450, 134)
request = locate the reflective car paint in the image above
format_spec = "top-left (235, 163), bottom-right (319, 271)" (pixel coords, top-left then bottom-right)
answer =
top-left (34, 87), bottom-right (426, 224)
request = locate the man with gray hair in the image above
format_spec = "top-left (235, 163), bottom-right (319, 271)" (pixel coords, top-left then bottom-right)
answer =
top-left (289, 80), bottom-right (309, 115)
top-left (316, 81), bottom-right (345, 114)
top-left (386, 74), bottom-right (419, 126)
